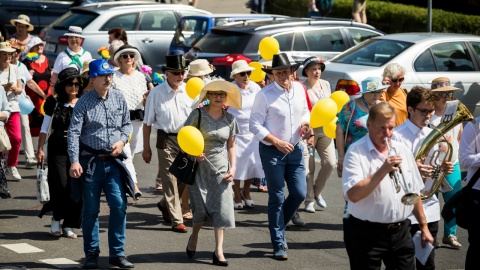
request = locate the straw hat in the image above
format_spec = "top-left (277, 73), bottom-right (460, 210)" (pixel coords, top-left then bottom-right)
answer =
top-left (188, 59), bottom-right (215, 77)
top-left (10, 14), bottom-right (34, 32)
top-left (81, 59), bottom-right (95, 77)
top-left (430, 77), bottom-right (461, 92)
top-left (113, 44), bottom-right (140, 66)
top-left (194, 80), bottom-right (242, 109)
top-left (357, 77), bottom-right (388, 94)
top-left (230, 60), bottom-right (254, 78)
top-left (0, 42), bottom-right (16, 53)
top-left (63, 26), bottom-right (85, 39)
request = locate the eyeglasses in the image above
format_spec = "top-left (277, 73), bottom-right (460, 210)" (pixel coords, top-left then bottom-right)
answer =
top-left (207, 92), bottom-right (227, 98)
top-left (66, 82), bottom-right (80, 87)
top-left (391, 77), bottom-right (405, 83)
top-left (121, 53), bottom-right (135, 59)
top-left (239, 71), bottom-right (252, 77)
top-left (99, 74), bottom-right (113, 80)
top-left (168, 70), bottom-right (185, 76)
top-left (436, 91), bottom-right (454, 98)
top-left (369, 90), bottom-right (384, 95)
top-left (414, 107), bottom-right (435, 116)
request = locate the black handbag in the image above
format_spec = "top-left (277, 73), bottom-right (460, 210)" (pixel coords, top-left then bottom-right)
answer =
top-left (441, 167), bottom-right (480, 230)
top-left (169, 108), bottom-right (201, 185)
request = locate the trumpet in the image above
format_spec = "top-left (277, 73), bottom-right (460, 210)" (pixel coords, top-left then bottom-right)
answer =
top-left (384, 137), bottom-right (420, 205)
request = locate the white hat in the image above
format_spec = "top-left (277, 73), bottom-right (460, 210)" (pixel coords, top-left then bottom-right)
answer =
top-left (230, 60), bottom-right (255, 78)
top-left (188, 59), bottom-right (215, 77)
top-left (27, 37), bottom-right (46, 52)
top-left (0, 42), bottom-right (16, 53)
top-left (63, 26), bottom-right (85, 39)
top-left (113, 44), bottom-right (140, 66)
top-left (194, 80), bottom-right (242, 109)
top-left (258, 58), bottom-right (272, 67)
top-left (10, 14), bottom-right (34, 32)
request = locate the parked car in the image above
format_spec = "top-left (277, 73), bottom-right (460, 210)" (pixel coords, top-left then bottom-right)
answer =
top-left (187, 18), bottom-right (383, 80)
top-left (321, 33), bottom-right (480, 116)
top-left (41, 2), bottom-right (210, 71)
top-left (169, 13), bottom-right (289, 54)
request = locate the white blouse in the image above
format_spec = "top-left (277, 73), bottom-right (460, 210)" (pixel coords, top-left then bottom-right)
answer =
top-left (112, 70), bottom-right (147, 111)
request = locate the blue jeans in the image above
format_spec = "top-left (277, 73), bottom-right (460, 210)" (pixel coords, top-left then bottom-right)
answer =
top-left (440, 162), bottom-right (462, 237)
top-left (82, 159), bottom-right (127, 257)
top-left (259, 143), bottom-right (307, 249)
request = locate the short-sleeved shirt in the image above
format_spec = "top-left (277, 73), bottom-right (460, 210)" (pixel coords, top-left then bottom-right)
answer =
top-left (52, 47), bottom-right (92, 73)
top-left (337, 99), bottom-right (369, 151)
top-left (0, 63), bottom-right (21, 112)
top-left (380, 88), bottom-right (408, 127)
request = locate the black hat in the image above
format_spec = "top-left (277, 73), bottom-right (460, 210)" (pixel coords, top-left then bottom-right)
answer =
top-left (162, 54), bottom-right (188, 72)
top-left (261, 53), bottom-right (300, 75)
top-left (55, 67), bottom-right (88, 90)
top-left (302, 56), bottom-right (325, 77)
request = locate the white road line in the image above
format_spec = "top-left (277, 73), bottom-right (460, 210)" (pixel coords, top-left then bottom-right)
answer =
top-left (39, 258), bottom-right (80, 269)
top-left (1, 243), bottom-right (44, 253)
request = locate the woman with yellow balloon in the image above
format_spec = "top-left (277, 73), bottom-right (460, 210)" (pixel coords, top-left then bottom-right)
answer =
top-left (184, 80), bottom-right (240, 266)
top-left (227, 59), bottom-right (264, 210)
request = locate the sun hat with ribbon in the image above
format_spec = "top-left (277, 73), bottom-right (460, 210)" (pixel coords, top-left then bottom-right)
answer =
top-left (10, 14), bottom-right (34, 32)
top-left (230, 60), bottom-right (255, 78)
top-left (0, 42), bottom-right (16, 53)
top-left (63, 26), bottom-right (85, 39)
top-left (358, 77), bottom-right (388, 94)
top-left (430, 77), bottom-right (461, 92)
top-left (301, 56), bottom-right (325, 77)
top-left (194, 79), bottom-right (242, 109)
top-left (113, 44), bottom-right (141, 66)
top-left (188, 59), bottom-right (215, 78)
top-left (27, 37), bottom-right (46, 52)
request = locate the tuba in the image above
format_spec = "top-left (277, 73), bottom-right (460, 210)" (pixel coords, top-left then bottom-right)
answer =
top-left (415, 102), bottom-right (475, 200)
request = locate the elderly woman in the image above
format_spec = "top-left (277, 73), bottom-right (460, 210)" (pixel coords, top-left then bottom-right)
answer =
top-left (37, 67), bottom-right (87, 238)
top-left (228, 60), bottom-right (264, 209)
top-left (112, 44), bottom-right (147, 198)
top-left (302, 56), bottom-right (335, 212)
top-left (379, 63), bottom-right (408, 126)
top-left (0, 85), bottom-right (11, 199)
top-left (51, 26), bottom-right (92, 85)
top-left (0, 42), bottom-right (23, 181)
top-left (336, 77), bottom-right (386, 177)
top-left (185, 80), bottom-right (240, 266)
top-left (9, 14), bottom-right (35, 61)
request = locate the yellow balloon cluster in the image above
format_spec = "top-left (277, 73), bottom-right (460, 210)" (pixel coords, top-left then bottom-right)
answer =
top-left (310, 98), bottom-right (337, 128)
top-left (186, 77), bottom-right (204, 99)
top-left (178, 126), bottom-right (204, 156)
top-left (330, 91), bottom-right (350, 113)
top-left (248, 62), bottom-right (265, 83)
top-left (258, 37), bottom-right (280, 61)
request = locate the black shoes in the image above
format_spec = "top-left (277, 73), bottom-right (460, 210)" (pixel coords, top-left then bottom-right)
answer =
top-left (212, 252), bottom-right (228, 266)
top-left (109, 256), bottom-right (134, 269)
top-left (186, 236), bottom-right (196, 258)
top-left (84, 253), bottom-right (99, 269)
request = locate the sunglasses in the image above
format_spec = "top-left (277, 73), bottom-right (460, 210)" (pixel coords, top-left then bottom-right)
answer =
top-left (414, 107), bottom-right (435, 116)
top-left (436, 91), bottom-right (454, 98)
top-left (66, 82), bottom-right (80, 87)
top-left (168, 70), bottom-right (185, 76)
top-left (391, 77), bottom-right (405, 83)
top-left (369, 90), bottom-right (384, 95)
top-left (239, 71), bottom-right (252, 77)
top-left (121, 53), bottom-right (136, 59)
top-left (207, 92), bottom-right (226, 98)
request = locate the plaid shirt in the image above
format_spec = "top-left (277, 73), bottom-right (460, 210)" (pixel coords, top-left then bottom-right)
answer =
top-left (68, 88), bottom-right (132, 163)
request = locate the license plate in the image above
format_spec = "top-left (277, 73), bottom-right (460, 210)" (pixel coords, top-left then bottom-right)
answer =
top-left (44, 43), bottom-right (56, 53)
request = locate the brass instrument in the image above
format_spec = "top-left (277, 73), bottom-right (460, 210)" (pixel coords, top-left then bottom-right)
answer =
top-left (385, 137), bottom-right (420, 205)
top-left (415, 102), bottom-right (475, 200)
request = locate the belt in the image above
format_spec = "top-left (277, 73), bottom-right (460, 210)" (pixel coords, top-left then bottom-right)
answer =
top-left (261, 143), bottom-right (276, 149)
top-left (349, 215), bottom-right (406, 231)
top-left (97, 155), bottom-right (114, 161)
top-left (159, 130), bottom-right (178, 137)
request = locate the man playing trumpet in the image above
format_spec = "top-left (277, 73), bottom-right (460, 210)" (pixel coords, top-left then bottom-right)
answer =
top-left (342, 101), bottom-right (433, 270)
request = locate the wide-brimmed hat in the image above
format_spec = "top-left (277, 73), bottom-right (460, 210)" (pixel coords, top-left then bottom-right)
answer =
top-left (0, 42), bottom-right (16, 53)
top-left (113, 44), bottom-right (140, 66)
top-left (81, 59), bottom-right (95, 77)
top-left (63, 26), bottom-right (85, 39)
top-left (230, 60), bottom-right (255, 78)
top-left (194, 80), bottom-right (242, 109)
top-left (261, 53), bottom-right (300, 75)
top-left (188, 59), bottom-right (215, 77)
top-left (8, 38), bottom-right (26, 53)
top-left (162, 54), bottom-right (188, 72)
top-left (358, 77), bottom-right (388, 94)
top-left (430, 77), bottom-right (461, 92)
top-left (27, 37), bottom-right (46, 52)
top-left (302, 56), bottom-right (325, 77)
top-left (10, 14), bottom-right (34, 32)
top-left (88, 59), bottom-right (115, 79)
top-left (55, 67), bottom-right (88, 91)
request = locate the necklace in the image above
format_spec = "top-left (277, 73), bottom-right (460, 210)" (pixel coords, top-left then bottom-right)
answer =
top-left (361, 96), bottom-right (370, 110)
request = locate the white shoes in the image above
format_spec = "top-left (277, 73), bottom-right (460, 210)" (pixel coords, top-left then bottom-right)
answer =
top-left (316, 195), bottom-right (327, 208)
top-left (25, 158), bottom-right (38, 168)
top-left (304, 202), bottom-right (316, 213)
top-left (50, 218), bottom-right (61, 237)
top-left (63, 227), bottom-right (77, 239)
top-left (6, 166), bottom-right (21, 181)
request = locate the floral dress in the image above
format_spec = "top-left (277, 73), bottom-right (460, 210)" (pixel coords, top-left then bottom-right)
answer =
top-left (337, 99), bottom-right (369, 152)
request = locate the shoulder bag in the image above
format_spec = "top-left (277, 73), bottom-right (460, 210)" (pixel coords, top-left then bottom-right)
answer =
top-left (0, 125), bottom-right (11, 153)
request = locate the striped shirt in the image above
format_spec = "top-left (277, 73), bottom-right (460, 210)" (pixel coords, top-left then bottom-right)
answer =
top-left (67, 87), bottom-right (132, 163)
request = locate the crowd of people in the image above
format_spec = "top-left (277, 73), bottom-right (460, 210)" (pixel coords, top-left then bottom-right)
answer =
top-left (1, 13), bottom-right (479, 270)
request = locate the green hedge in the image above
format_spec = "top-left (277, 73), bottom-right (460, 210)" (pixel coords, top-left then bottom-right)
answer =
top-left (267, 0), bottom-right (480, 35)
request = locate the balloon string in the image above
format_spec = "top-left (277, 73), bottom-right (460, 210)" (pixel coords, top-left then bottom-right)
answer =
top-left (204, 157), bottom-right (222, 175)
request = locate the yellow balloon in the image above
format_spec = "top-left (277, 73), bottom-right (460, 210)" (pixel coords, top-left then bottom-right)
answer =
top-left (323, 117), bottom-right (338, 139)
top-left (330, 91), bottom-right (350, 113)
top-left (186, 77), bottom-right (204, 99)
top-left (178, 126), bottom-right (204, 156)
top-left (258, 37), bottom-right (280, 61)
top-left (248, 62), bottom-right (265, 83)
top-left (310, 98), bottom-right (337, 128)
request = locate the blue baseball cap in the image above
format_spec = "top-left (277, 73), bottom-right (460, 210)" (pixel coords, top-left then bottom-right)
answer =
top-left (88, 59), bottom-right (115, 79)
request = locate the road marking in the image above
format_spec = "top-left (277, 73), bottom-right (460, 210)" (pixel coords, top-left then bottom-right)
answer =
top-left (1, 243), bottom-right (44, 253)
top-left (39, 258), bottom-right (80, 269)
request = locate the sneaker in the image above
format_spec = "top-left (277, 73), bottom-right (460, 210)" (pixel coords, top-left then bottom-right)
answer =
top-left (273, 244), bottom-right (288, 260)
top-left (291, 212), bottom-right (305, 226)
top-left (442, 235), bottom-right (462, 249)
top-left (304, 202), bottom-right (315, 213)
top-left (316, 195), bottom-right (327, 208)
top-left (6, 166), bottom-right (21, 181)
top-left (25, 158), bottom-right (38, 168)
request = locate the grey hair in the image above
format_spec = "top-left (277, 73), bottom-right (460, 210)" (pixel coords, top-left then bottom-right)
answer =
top-left (382, 63), bottom-right (406, 80)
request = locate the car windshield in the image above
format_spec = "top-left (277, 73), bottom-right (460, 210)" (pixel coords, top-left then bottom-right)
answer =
top-left (195, 31), bottom-right (252, 53)
top-left (173, 18), bottom-right (209, 47)
top-left (51, 11), bottom-right (98, 30)
top-left (332, 39), bottom-right (413, 67)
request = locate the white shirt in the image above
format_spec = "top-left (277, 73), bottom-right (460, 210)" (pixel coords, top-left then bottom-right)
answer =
top-left (112, 70), bottom-right (147, 111)
top-left (459, 116), bottom-right (480, 191)
top-left (143, 80), bottom-right (193, 133)
top-left (52, 47), bottom-right (92, 73)
top-left (393, 119), bottom-right (440, 224)
top-left (430, 114), bottom-right (461, 164)
top-left (249, 81), bottom-right (310, 145)
top-left (342, 135), bottom-right (424, 223)
top-left (228, 81), bottom-right (261, 135)
top-left (0, 63), bottom-right (21, 112)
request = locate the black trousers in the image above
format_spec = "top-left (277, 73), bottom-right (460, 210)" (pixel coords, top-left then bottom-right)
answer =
top-left (466, 189), bottom-right (480, 270)
top-left (343, 215), bottom-right (415, 270)
top-left (410, 221), bottom-right (438, 270)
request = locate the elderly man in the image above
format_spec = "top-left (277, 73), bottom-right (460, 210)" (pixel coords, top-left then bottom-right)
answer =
top-left (250, 53), bottom-right (311, 260)
top-left (143, 54), bottom-right (192, 233)
top-left (68, 59), bottom-right (133, 269)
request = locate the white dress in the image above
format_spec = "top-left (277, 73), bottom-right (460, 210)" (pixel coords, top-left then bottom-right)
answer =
top-left (228, 81), bottom-right (265, 180)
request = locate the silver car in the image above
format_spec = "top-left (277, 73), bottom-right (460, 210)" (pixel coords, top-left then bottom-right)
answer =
top-left (322, 33), bottom-right (480, 115)
top-left (40, 2), bottom-right (210, 71)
